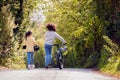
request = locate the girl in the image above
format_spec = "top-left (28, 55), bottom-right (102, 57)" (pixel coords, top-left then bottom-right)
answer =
top-left (25, 31), bottom-right (35, 69)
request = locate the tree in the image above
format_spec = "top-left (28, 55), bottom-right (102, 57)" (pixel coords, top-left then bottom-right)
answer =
top-left (0, 5), bottom-right (15, 65)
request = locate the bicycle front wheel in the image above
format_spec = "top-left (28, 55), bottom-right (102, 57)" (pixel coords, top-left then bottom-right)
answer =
top-left (57, 53), bottom-right (64, 69)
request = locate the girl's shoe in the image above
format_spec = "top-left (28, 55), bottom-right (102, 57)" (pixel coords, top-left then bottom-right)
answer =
top-left (31, 65), bottom-right (35, 69)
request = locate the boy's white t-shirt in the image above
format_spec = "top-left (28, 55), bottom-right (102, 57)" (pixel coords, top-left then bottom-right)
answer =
top-left (44, 31), bottom-right (66, 45)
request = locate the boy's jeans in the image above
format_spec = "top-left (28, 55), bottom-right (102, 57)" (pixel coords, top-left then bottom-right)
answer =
top-left (44, 44), bottom-right (52, 66)
top-left (27, 52), bottom-right (34, 65)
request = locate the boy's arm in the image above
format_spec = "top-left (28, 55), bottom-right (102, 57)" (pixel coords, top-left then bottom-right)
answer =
top-left (55, 32), bottom-right (66, 43)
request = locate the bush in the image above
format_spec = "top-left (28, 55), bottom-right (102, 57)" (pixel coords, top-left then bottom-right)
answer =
top-left (98, 35), bottom-right (120, 74)
top-left (0, 5), bottom-right (25, 69)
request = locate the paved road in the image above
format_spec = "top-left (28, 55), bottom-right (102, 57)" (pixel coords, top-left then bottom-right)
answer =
top-left (0, 68), bottom-right (119, 80)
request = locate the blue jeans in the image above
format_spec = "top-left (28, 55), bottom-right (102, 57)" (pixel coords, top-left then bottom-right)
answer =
top-left (44, 44), bottom-right (52, 66)
top-left (27, 52), bottom-right (34, 65)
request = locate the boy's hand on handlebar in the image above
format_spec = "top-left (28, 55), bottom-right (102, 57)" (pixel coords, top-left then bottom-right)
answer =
top-left (63, 43), bottom-right (67, 45)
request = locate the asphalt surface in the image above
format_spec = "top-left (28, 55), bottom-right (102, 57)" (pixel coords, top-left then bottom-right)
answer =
top-left (0, 68), bottom-right (119, 80)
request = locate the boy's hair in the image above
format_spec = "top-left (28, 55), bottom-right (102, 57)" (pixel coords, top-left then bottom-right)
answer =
top-left (46, 23), bottom-right (56, 31)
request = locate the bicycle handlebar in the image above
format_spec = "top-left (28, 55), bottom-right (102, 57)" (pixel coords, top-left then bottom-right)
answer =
top-left (53, 43), bottom-right (67, 52)
top-left (53, 43), bottom-right (67, 46)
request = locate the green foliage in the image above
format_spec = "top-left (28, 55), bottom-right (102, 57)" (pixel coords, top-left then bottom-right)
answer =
top-left (4, 51), bottom-right (26, 69)
top-left (73, 27), bottom-right (86, 38)
top-left (64, 50), bottom-right (77, 68)
top-left (34, 50), bottom-right (44, 68)
top-left (0, 5), bottom-right (15, 64)
top-left (99, 35), bottom-right (120, 75)
top-left (0, 5), bottom-right (25, 69)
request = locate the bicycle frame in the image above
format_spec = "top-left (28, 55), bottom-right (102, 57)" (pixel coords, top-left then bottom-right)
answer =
top-left (54, 44), bottom-right (62, 55)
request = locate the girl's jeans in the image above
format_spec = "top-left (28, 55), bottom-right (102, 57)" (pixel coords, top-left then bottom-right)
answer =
top-left (27, 52), bottom-right (34, 65)
top-left (44, 44), bottom-right (52, 66)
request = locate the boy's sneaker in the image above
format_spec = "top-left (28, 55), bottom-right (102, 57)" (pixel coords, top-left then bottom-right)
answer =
top-left (48, 64), bottom-right (52, 68)
top-left (28, 65), bottom-right (31, 70)
top-left (45, 66), bottom-right (48, 69)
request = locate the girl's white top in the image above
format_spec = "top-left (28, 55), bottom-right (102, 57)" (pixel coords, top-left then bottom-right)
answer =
top-left (44, 31), bottom-right (66, 45)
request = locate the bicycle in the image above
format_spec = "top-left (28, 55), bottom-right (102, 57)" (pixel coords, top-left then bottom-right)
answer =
top-left (53, 43), bottom-right (67, 69)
